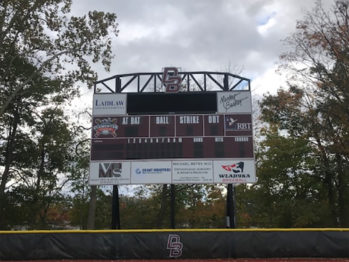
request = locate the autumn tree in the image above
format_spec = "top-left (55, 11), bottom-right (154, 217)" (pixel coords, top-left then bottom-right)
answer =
top-left (259, 0), bottom-right (349, 226)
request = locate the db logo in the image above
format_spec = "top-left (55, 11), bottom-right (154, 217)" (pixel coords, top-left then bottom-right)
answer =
top-left (167, 234), bottom-right (183, 258)
top-left (162, 67), bottom-right (182, 93)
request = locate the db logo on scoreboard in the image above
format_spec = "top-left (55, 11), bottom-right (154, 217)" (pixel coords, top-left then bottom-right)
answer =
top-left (162, 67), bottom-right (182, 93)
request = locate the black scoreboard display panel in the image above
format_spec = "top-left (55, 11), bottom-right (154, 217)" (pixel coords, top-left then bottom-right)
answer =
top-left (127, 92), bottom-right (217, 114)
top-left (91, 114), bottom-right (253, 160)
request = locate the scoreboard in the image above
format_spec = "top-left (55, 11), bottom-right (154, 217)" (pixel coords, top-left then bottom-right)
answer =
top-left (91, 114), bottom-right (253, 160)
top-left (89, 91), bottom-right (256, 185)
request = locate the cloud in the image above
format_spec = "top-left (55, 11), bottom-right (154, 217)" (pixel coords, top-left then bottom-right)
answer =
top-left (257, 11), bottom-right (277, 26)
top-left (257, 11), bottom-right (277, 35)
top-left (251, 65), bottom-right (287, 96)
top-left (71, 0), bottom-right (332, 96)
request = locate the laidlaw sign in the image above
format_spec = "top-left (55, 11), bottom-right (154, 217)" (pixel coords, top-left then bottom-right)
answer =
top-left (93, 93), bottom-right (126, 115)
top-left (89, 69), bottom-right (256, 185)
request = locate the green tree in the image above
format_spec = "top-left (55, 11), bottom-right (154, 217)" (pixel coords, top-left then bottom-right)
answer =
top-left (0, 0), bottom-right (118, 116)
top-left (0, 107), bottom-right (74, 228)
top-left (64, 126), bottom-right (91, 229)
top-left (0, 0), bottom-right (118, 229)
top-left (242, 125), bottom-right (332, 227)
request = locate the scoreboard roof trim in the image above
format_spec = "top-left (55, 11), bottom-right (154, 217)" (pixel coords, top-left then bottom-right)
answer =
top-left (94, 71), bottom-right (251, 94)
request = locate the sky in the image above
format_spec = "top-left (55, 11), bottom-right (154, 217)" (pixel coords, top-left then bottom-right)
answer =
top-left (70, 0), bottom-right (333, 102)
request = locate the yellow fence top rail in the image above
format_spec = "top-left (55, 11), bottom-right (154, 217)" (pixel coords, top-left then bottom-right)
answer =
top-left (1, 228), bottom-right (349, 234)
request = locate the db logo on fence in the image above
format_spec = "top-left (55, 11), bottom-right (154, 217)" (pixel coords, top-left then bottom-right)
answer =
top-left (167, 234), bottom-right (183, 258)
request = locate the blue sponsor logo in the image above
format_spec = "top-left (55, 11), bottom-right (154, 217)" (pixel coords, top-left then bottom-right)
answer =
top-left (135, 168), bottom-right (171, 175)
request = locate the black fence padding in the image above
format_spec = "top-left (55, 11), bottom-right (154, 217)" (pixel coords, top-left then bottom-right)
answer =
top-left (0, 230), bottom-right (349, 260)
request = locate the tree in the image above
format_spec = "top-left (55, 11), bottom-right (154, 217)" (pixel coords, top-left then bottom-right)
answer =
top-left (241, 125), bottom-right (332, 227)
top-left (259, 0), bottom-right (349, 226)
top-left (0, 0), bottom-right (118, 229)
top-left (1, 107), bottom-right (75, 228)
top-left (0, 0), bottom-right (118, 116)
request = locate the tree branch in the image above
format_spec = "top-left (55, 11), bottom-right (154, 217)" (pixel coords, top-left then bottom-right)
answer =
top-left (0, 50), bottom-right (69, 117)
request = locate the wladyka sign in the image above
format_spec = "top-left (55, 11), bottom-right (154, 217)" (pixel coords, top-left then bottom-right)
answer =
top-left (89, 67), bottom-right (256, 185)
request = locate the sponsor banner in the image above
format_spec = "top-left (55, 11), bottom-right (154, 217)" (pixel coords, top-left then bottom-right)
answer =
top-left (89, 162), bottom-right (131, 185)
top-left (131, 161), bottom-right (172, 184)
top-left (217, 91), bottom-right (252, 113)
top-left (213, 159), bottom-right (256, 184)
top-left (89, 160), bottom-right (256, 185)
top-left (172, 161), bottom-right (213, 184)
top-left (224, 114), bottom-right (252, 132)
top-left (93, 93), bottom-right (126, 116)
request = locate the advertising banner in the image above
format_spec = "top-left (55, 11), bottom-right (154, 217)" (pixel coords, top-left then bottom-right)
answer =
top-left (93, 93), bottom-right (127, 116)
top-left (213, 159), bottom-right (256, 184)
top-left (89, 162), bottom-right (131, 185)
top-left (217, 91), bottom-right (252, 113)
top-left (131, 161), bottom-right (172, 184)
top-left (172, 161), bottom-right (213, 184)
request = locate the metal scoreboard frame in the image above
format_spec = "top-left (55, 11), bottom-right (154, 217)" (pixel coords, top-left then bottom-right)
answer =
top-left (89, 70), bottom-right (256, 185)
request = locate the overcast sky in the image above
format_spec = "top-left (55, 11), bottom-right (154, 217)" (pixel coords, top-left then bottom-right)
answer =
top-left (71, 0), bottom-right (333, 101)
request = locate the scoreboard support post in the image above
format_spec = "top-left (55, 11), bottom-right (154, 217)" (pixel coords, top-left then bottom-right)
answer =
top-left (111, 185), bottom-right (121, 229)
top-left (226, 184), bottom-right (236, 228)
top-left (170, 184), bottom-right (176, 229)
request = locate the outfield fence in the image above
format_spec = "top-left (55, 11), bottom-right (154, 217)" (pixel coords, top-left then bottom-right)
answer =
top-left (1, 228), bottom-right (349, 260)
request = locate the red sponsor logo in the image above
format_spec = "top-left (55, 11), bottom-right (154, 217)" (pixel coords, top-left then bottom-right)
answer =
top-left (222, 164), bottom-right (237, 171)
top-left (221, 162), bottom-right (244, 173)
